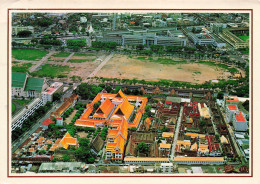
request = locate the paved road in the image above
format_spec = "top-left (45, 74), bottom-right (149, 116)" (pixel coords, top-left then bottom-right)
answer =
top-left (63, 52), bottom-right (75, 63)
top-left (29, 51), bottom-right (57, 73)
top-left (12, 102), bottom-right (62, 153)
top-left (170, 105), bottom-right (183, 161)
top-left (83, 53), bottom-right (114, 82)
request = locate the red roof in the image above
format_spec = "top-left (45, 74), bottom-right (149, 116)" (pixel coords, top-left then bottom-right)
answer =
top-left (56, 117), bottom-right (63, 120)
top-left (228, 105), bottom-right (237, 111)
top-left (235, 112), bottom-right (246, 122)
top-left (165, 101), bottom-right (172, 105)
top-left (41, 118), bottom-right (55, 126)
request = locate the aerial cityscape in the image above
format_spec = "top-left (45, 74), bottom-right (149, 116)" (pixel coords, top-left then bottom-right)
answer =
top-left (11, 12), bottom-right (250, 174)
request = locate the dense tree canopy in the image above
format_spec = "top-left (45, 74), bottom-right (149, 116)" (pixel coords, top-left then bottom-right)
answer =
top-left (17, 30), bottom-right (32, 37)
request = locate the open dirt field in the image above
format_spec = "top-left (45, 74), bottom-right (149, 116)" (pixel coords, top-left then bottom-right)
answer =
top-left (96, 54), bottom-right (235, 84)
top-left (77, 131), bottom-right (88, 138)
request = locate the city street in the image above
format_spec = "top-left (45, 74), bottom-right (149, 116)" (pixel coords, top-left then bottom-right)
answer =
top-left (170, 105), bottom-right (183, 161)
top-left (11, 101), bottom-right (62, 153)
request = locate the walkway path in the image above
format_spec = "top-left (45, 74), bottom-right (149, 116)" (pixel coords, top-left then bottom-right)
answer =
top-left (170, 105), bottom-right (183, 161)
top-left (83, 53), bottom-right (114, 82)
top-left (63, 52), bottom-right (75, 64)
top-left (29, 51), bottom-right (56, 73)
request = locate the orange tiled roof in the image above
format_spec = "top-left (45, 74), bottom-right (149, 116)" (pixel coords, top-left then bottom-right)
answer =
top-left (60, 132), bottom-right (78, 149)
top-left (93, 98), bottom-right (115, 119)
top-left (160, 143), bottom-right (171, 149)
top-left (75, 119), bottom-right (96, 127)
top-left (46, 140), bottom-right (53, 144)
top-left (190, 142), bottom-right (198, 151)
top-left (111, 97), bottom-right (134, 121)
top-left (235, 112), bottom-right (246, 122)
top-left (29, 148), bottom-right (35, 152)
top-left (52, 94), bottom-right (78, 118)
top-left (115, 90), bottom-right (126, 99)
top-left (162, 132), bottom-right (174, 138)
top-left (174, 157), bottom-right (224, 162)
top-left (177, 140), bottom-right (191, 146)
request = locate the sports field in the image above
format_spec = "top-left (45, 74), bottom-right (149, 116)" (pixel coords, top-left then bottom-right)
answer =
top-left (96, 54), bottom-right (237, 84)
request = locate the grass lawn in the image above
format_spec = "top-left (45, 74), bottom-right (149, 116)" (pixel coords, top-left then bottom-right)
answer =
top-left (31, 64), bottom-right (71, 78)
top-left (52, 52), bottom-right (71, 57)
top-left (13, 99), bottom-right (31, 106)
top-left (198, 61), bottom-right (238, 73)
top-left (74, 53), bottom-right (96, 57)
top-left (12, 103), bottom-right (16, 113)
top-left (238, 35), bottom-right (249, 42)
top-left (12, 62), bottom-right (33, 72)
top-left (68, 59), bottom-right (89, 63)
top-left (12, 49), bottom-right (48, 60)
top-left (135, 56), bottom-right (188, 65)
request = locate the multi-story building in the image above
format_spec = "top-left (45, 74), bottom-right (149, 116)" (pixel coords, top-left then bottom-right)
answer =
top-left (174, 157), bottom-right (225, 165)
top-left (12, 72), bottom-right (47, 98)
top-left (96, 28), bottom-right (187, 47)
top-left (160, 163), bottom-right (173, 173)
top-left (220, 28), bottom-right (249, 49)
top-left (12, 98), bottom-right (45, 130)
top-left (232, 112), bottom-right (248, 132)
top-left (225, 104), bottom-right (238, 123)
top-left (41, 82), bottom-right (63, 103)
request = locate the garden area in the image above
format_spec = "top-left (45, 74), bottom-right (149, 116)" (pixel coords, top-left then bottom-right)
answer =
top-left (12, 49), bottom-right (48, 61)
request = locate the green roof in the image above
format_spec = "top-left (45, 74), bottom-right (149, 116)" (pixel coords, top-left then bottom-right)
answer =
top-left (24, 77), bottom-right (44, 93)
top-left (12, 72), bottom-right (27, 88)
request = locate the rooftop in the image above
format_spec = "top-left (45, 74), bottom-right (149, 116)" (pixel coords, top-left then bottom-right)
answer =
top-left (24, 77), bottom-right (45, 93)
top-left (235, 112), bottom-right (246, 122)
top-left (41, 118), bottom-right (55, 126)
top-left (12, 72), bottom-right (27, 88)
top-left (228, 105), bottom-right (238, 111)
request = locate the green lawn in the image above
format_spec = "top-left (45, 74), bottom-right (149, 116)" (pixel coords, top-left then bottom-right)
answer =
top-left (31, 64), bottom-right (71, 78)
top-left (12, 49), bottom-right (48, 60)
top-left (198, 61), bottom-right (238, 73)
top-left (73, 53), bottom-right (96, 57)
top-left (135, 56), bottom-right (188, 65)
top-left (12, 62), bottom-right (33, 72)
top-left (238, 36), bottom-right (249, 42)
top-left (68, 59), bottom-right (88, 63)
top-left (12, 103), bottom-right (16, 113)
top-left (13, 99), bottom-right (30, 106)
top-left (52, 52), bottom-right (71, 57)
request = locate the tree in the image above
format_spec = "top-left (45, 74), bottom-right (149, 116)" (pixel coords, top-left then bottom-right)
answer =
top-left (136, 44), bottom-right (144, 50)
top-left (217, 92), bottom-right (224, 99)
top-left (17, 30), bottom-right (32, 37)
top-left (87, 157), bottom-right (95, 163)
top-left (137, 141), bottom-right (149, 155)
top-left (39, 150), bottom-right (46, 154)
top-left (62, 154), bottom-right (70, 162)
top-left (242, 100), bottom-right (249, 111)
top-left (199, 120), bottom-right (206, 127)
top-left (31, 38), bottom-right (38, 44)
top-left (53, 92), bottom-right (63, 102)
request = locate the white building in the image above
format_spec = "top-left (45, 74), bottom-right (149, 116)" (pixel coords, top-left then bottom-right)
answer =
top-left (12, 98), bottom-right (44, 130)
top-left (232, 112), bottom-right (248, 132)
top-left (225, 104), bottom-right (238, 123)
top-left (160, 163), bottom-right (173, 173)
top-left (41, 82), bottom-right (63, 104)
